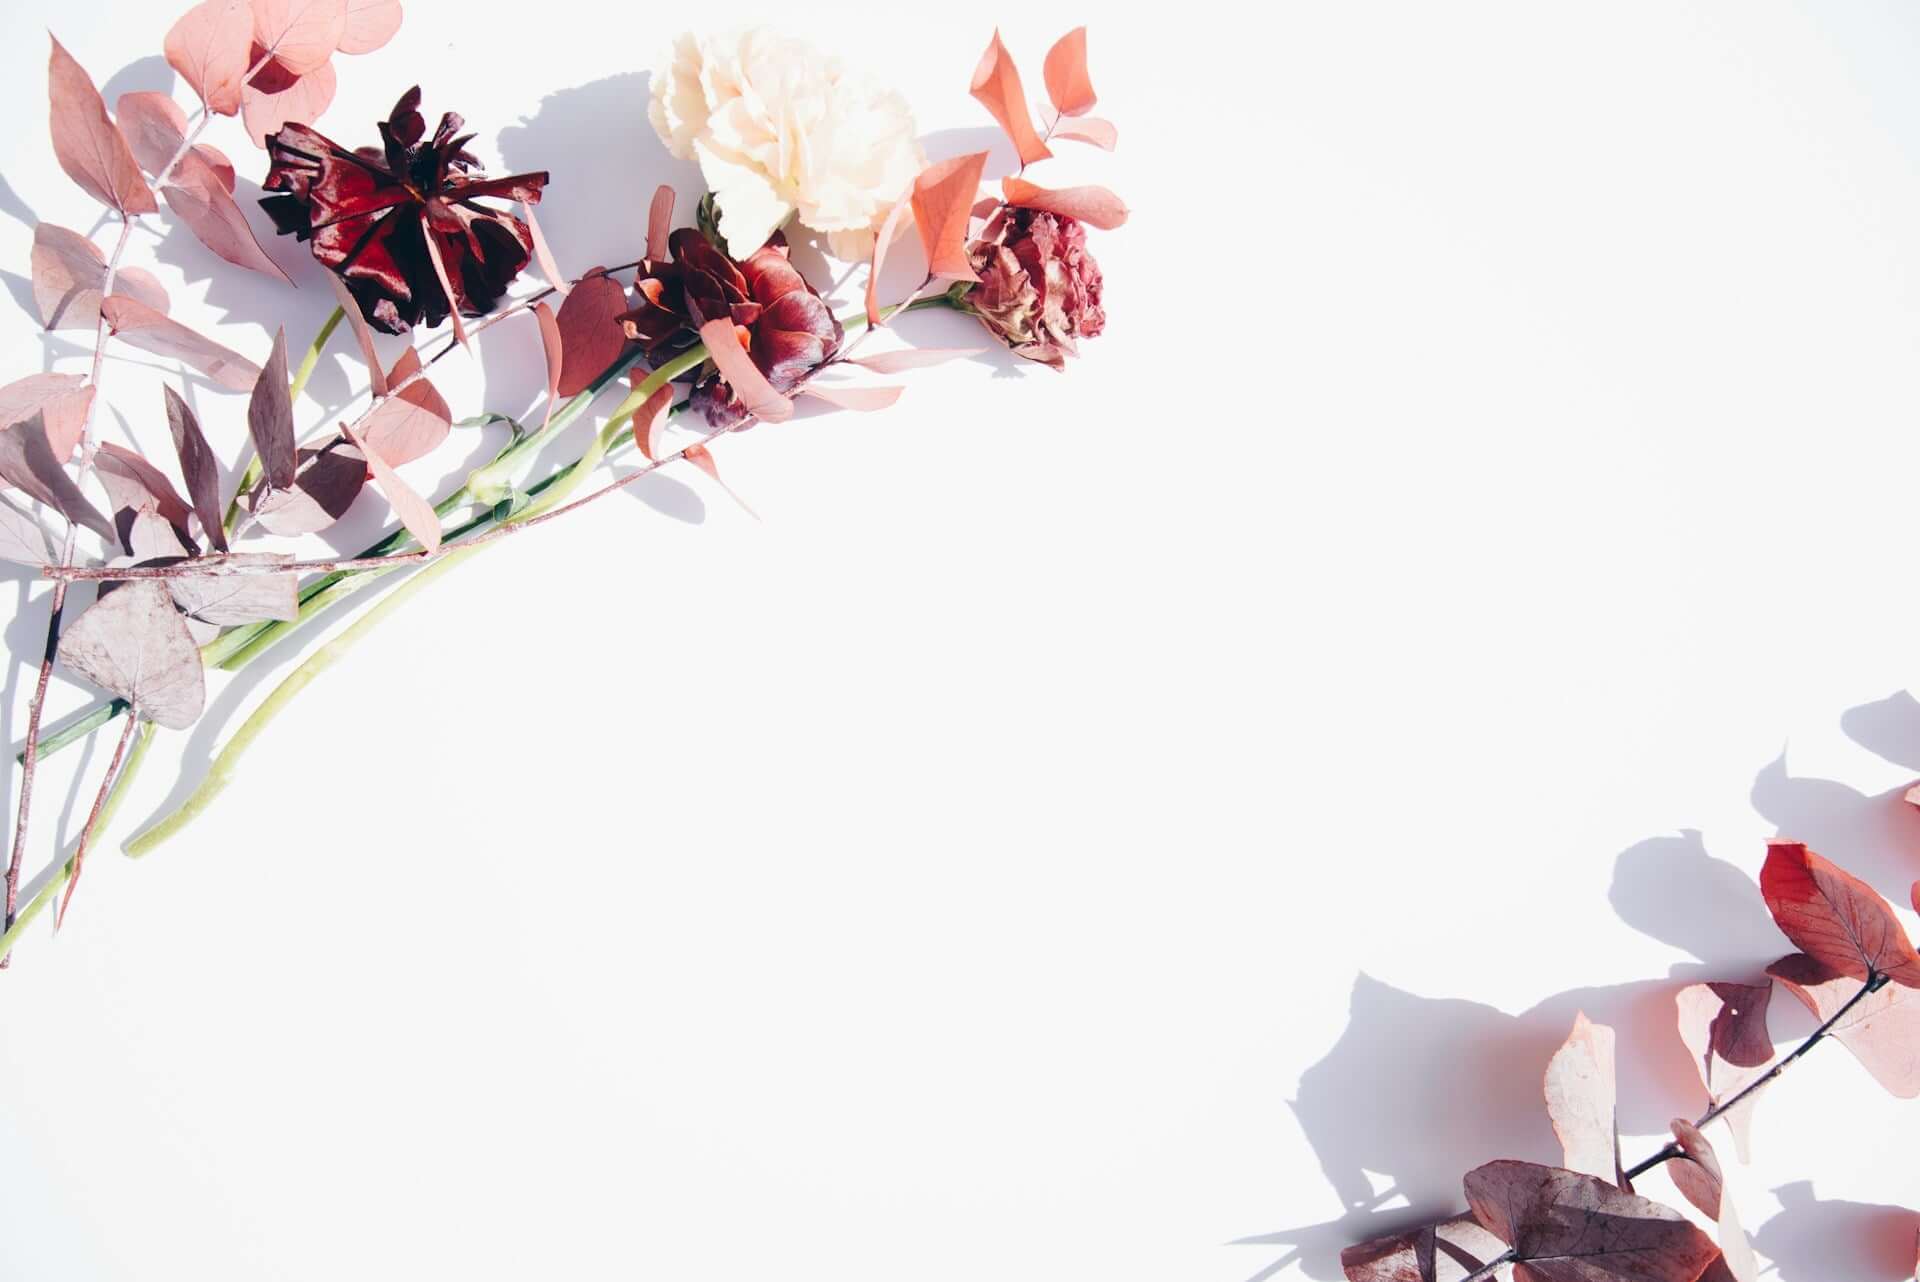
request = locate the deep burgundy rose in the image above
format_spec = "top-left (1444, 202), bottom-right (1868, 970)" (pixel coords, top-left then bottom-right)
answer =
top-left (260, 88), bottom-right (548, 334)
top-left (963, 207), bottom-right (1105, 370)
top-left (620, 229), bottom-right (843, 428)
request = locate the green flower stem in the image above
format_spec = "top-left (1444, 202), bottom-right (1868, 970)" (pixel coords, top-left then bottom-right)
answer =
top-left (20, 700), bottom-right (126, 765)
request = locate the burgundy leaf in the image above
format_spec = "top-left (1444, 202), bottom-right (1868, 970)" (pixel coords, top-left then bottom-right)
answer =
top-left (102, 295), bottom-right (261, 391)
top-left (341, 420), bottom-right (439, 553)
top-left (1050, 115), bottom-right (1118, 150)
top-left (162, 152), bottom-right (292, 282)
top-left (246, 435), bottom-right (364, 535)
top-left (0, 372), bottom-right (93, 464)
top-left (164, 0), bottom-right (254, 116)
top-left (336, 0), bottom-right (401, 54)
top-left (1543, 1012), bottom-right (1620, 1185)
top-left (1341, 1213), bottom-right (1509, 1282)
top-left (241, 58), bottom-right (335, 146)
top-left (48, 36), bottom-right (157, 216)
top-left (57, 578), bottom-right (204, 729)
top-left (170, 554), bottom-right (298, 625)
top-left (1668, 1121), bottom-right (1758, 1282)
top-left (554, 269), bottom-right (630, 398)
top-left (534, 301), bottom-right (562, 429)
top-left (324, 271), bottom-right (387, 396)
top-left (94, 442), bottom-right (194, 537)
top-left (0, 411), bottom-right (113, 541)
top-left (629, 380), bottom-right (673, 462)
top-left (698, 317), bottom-right (793, 422)
top-left (0, 493), bottom-right (61, 566)
top-left (360, 347), bottom-right (450, 466)
top-left (1464, 1161), bottom-right (1719, 1282)
top-left (1760, 841), bottom-right (1920, 986)
top-left (163, 386), bottom-right (228, 552)
top-left (913, 153), bottom-right (989, 281)
top-left (865, 191), bottom-right (914, 327)
top-left (1001, 176), bottom-right (1129, 229)
top-left (970, 30), bottom-right (1051, 166)
top-left (1042, 27), bottom-right (1097, 117)
top-left (248, 328), bottom-right (297, 490)
top-left (847, 346), bottom-right (984, 373)
top-left (799, 383), bottom-right (904, 412)
top-left (250, 0), bottom-right (346, 77)
top-left (647, 184), bottom-right (675, 262)
top-left (1674, 981), bottom-right (1773, 1162)
top-left (1767, 952), bottom-right (1920, 1097)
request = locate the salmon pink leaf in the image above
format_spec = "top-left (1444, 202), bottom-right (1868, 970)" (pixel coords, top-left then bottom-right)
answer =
top-left (0, 373), bottom-right (93, 464)
top-left (1042, 27), bottom-right (1097, 117)
top-left (163, 386), bottom-right (228, 552)
top-left (102, 296), bottom-right (261, 391)
top-left (554, 269), bottom-right (629, 398)
top-left (522, 202), bottom-right (566, 295)
top-left (1340, 1213), bottom-right (1508, 1282)
top-left (847, 347), bottom-right (984, 373)
top-left (629, 381), bottom-right (673, 462)
top-left (1767, 952), bottom-right (1920, 1097)
top-left (648, 184), bottom-right (675, 262)
top-left (341, 420), bottom-right (440, 553)
top-left (0, 411), bottom-right (113, 542)
top-left (970, 30), bottom-right (1051, 166)
top-left (94, 443), bottom-right (194, 538)
top-left (1759, 841), bottom-right (1920, 986)
top-left (240, 58), bottom-right (335, 146)
top-left (865, 192), bottom-right (914, 327)
top-left (31, 224), bottom-right (168, 330)
top-left (1667, 1121), bottom-right (1758, 1282)
top-left (250, 0), bottom-right (347, 77)
top-left (163, 152), bottom-right (293, 282)
top-left (1543, 1012), bottom-right (1620, 1185)
top-left (57, 579), bottom-right (205, 730)
top-left (534, 301), bottom-right (563, 429)
top-left (361, 347), bottom-right (451, 466)
top-left (1674, 981), bottom-right (1773, 1162)
top-left (165, 0), bottom-right (254, 116)
top-left (800, 383), bottom-right (904, 412)
top-left (248, 328), bottom-right (297, 490)
top-left (114, 92), bottom-right (193, 178)
top-left (1001, 176), bottom-right (1129, 229)
top-left (682, 442), bottom-right (758, 520)
top-left (48, 36), bottom-right (157, 216)
top-left (1050, 115), bottom-right (1118, 150)
top-left (337, 0), bottom-right (401, 54)
top-left (1463, 1160), bottom-right (1719, 1282)
top-left (912, 153), bottom-right (989, 282)
top-left (697, 317), bottom-right (793, 423)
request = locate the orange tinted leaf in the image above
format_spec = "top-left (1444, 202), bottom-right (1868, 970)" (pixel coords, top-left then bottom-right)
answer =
top-left (682, 442), bottom-right (758, 520)
top-left (1768, 952), bottom-right (1920, 1097)
top-left (800, 383), bottom-right (904, 412)
top-left (912, 153), bottom-right (988, 282)
top-left (1001, 176), bottom-right (1129, 229)
top-left (341, 420), bottom-right (440, 553)
top-left (361, 347), bottom-right (451, 466)
top-left (697, 318), bottom-right (793, 422)
top-left (250, 0), bottom-right (346, 76)
top-left (534, 301), bottom-right (563, 429)
top-left (554, 269), bottom-right (628, 397)
top-left (970, 30), bottom-right (1050, 166)
top-left (1050, 115), bottom-right (1117, 150)
top-left (865, 192), bottom-right (914, 327)
top-left (629, 380), bottom-right (673, 462)
top-left (1543, 1012), bottom-right (1620, 1185)
top-left (419, 217), bottom-right (470, 347)
top-left (48, 36), bottom-right (156, 215)
top-left (648, 184), bottom-right (675, 262)
top-left (337, 0), bottom-right (401, 54)
top-left (1042, 27), bottom-right (1097, 117)
top-left (1674, 981), bottom-right (1773, 1162)
top-left (102, 295), bottom-right (261, 390)
top-left (1760, 841), bottom-right (1920, 986)
top-left (165, 0), bottom-right (254, 116)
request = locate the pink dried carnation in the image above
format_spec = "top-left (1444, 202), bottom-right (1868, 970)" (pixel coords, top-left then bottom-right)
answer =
top-left (962, 207), bottom-right (1105, 370)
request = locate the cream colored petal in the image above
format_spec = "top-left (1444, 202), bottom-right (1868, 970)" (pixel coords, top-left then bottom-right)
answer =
top-left (695, 137), bottom-right (793, 256)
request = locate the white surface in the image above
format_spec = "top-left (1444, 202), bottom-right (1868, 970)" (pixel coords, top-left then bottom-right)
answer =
top-left (3, 2), bottom-right (1920, 1279)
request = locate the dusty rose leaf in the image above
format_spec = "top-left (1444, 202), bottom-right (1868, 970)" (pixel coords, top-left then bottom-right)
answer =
top-left (246, 436), bottom-right (364, 535)
top-left (1001, 176), bottom-right (1129, 230)
top-left (248, 328), bottom-right (297, 490)
top-left (337, 0), bottom-right (401, 53)
top-left (250, 0), bottom-right (346, 76)
top-left (163, 385), bottom-right (227, 553)
top-left (48, 36), bottom-right (157, 216)
top-left (165, 0), bottom-right (253, 116)
top-left (1767, 952), bottom-right (1920, 1097)
top-left (1341, 1213), bottom-right (1509, 1282)
top-left (1667, 1122), bottom-right (1758, 1282)
top-left (1464, 1160), bottom-right (1719, 1282)
top-left (170, 554), bottom-right (298, 625)
top-left (240, 59), bottom-right (335, 147)
top-left (522, 201), bottom-right (567, 296)
top-left (341, 420), bottom-right (439, 553)
top-left (0, 493), bottom-right (60, 566)
top-left (194, 143), bottom-right (237, 192)
top-left (697, 317), bottom-right (792, 422)
top-left (114, 91), bottom-right (192, 177)
top-left (361, 347), bottom-right (451, 466)
top-left (1544, 1012), bottom-right (1620, 1185)
top-left (647, 184), bottom-right (675, 262)
top-left (116, 268), bottom-right (172, 315)
top-left (0, 411), bottom-right (113, 542)
top-left (681, 442), bottom-right (757, 519)
top-left (95, 443), bottom-right (193, 536)
top-left (1042, 27), bottom-right (1097, 117)
top-left (0, 372), bottom-right (92, 463)
top-left (865, 191), bottom-right (914, 327)
top-left (31, 224), bottom-right (167, 330)
top-left (417, 221), bottom-right (471, 347)
top-left (970, 30), bottom-right (1051, 166)
top-left (554, 269), bottom-right (629, 398)
top-left (324, 271), bottom-right (387, 396)
top-left (102, 295), bottom-right (261, 391)
top-left (162, 152), bottom-right (292, 282)
top-left (800, 383), bottom-right (905, 412)
top-left (1674, 981), bottom-right (1773, 1163)
top-left (912, 153), bottom-right (989, 282)
top-left (58, 579), bottom-right (204, 729)
top-left (1760, 841), bottom-right (1920, 986)
top-left (847, 346), bottom-right (984, 374)
top-left (123, 508), bottom-right (190, 562)
top-left (534, 301), bottom-right (563, 429)
top-left (1050, 114), bottom-right (1118, 150)
top-left (629, 380), bottom-right (673, 462)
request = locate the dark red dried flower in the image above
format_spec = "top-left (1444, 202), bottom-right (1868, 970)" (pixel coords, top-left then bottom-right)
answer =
top-left (621, 229), bottom-right (843, 428)
top-left (260, 87), bottom-right (548, 334)
top-left (963, 207), bottom-right (1105, 370)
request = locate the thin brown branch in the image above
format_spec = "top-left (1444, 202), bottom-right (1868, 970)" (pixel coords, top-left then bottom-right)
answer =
top-left (53, 712), bottom-right (139, 929)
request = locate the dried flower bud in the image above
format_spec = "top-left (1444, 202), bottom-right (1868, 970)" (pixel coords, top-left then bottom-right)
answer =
top-left (961, 207), bottom-right (1105, 370)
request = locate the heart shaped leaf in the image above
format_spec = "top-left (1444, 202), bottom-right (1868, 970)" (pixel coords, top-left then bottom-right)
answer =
top-left (170, 554), bottom-right (298, 625)
top-left (361, 347), bottom-right (451, 466)
top-left (554, 269), bottom-right (630, 398)
top-left (57, 579), bottom-right (205, 730)
top-left (1463, 1160), bottom-right (1719, 1282)
top-left (164, 0), bottom-right (253, 116)
top-left (1767, 952), bottom-right (1920, 1097)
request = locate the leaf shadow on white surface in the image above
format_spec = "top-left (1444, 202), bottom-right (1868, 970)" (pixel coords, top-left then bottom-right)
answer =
top-left (1749, 1182), bottom-right (1919, 1281)
top-left (98, 55), bottom-right (177, 105)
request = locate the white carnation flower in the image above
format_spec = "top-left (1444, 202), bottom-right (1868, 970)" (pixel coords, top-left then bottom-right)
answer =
top-left (648, 28), bottom-right (925, 260)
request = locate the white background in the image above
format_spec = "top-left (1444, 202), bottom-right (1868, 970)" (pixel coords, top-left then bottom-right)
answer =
top-left (3, 2), bottom-right (1919, 1279)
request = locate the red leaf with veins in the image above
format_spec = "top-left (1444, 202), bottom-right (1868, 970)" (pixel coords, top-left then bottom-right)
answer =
top-left (341, 420), bottom-right (440, 553)
top-left (1463, 1160), bottom-right (1719, 1282)
top-left (165, 0), bottom-right (254, 116)
top-left (1760, 842), bottom-right (1920, 986)
top-left (32, 223), bottom-right (168, 330)
top-left (554, 269), bottom-right (630, 398)
top-left (534, 302), bottom-right (563, 429)
top-left (337, 0), bottom-right (401, 53)
top-left (697, 318), bottom-right (792, 422)
top-left (248, 329), bottom-right (297, 490)
top-left (0, 373), bottom-right (93, 465)
top-left (47, 37), bottom-right (156, 216)
top-left (912, 153), bottom-right (989, 282)
top-left (1674, 981), bottom-right (1773, 1162)
top-left (164, 386), bottom-right (227, 552)
top-left (1543, 1013), bottom-right (1620, 1185)
top-left (102, 295), bottom-right (260, 391)
top-left (1341, 1213), bottom-right (1509, 1282)
top-left (1767, 952), bottom-right (1920, 1097)
top-left (250, 0), bottom-right (346, 76)
top-left (361, 347), bottom-right (451, 466)
top-left (1667, 1121), bottom-right (1758, 1282)
top-left (970, 30), bottom-right (1051, 166)
top-left (1042, 27), bottom-right (1097, 117)
top-left (1001, 176), bottom-right (1129, 229)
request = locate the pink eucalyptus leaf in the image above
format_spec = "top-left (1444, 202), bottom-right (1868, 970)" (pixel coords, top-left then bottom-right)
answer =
top-left (1674, 981), bottom-right (1773, 1162)
top-left (865, 191), bottom-right (914, 327)
top-left (240, 58), bottom-right (335, 147)
top-left (1001, 176), bottom-right (1129, 230)
top-left (697, 317), bottom-right (792, 422)
top-left (57, 579), bottom-right (205, 729)
top-left (629, 380), bottom-right (673, 462)
top-left (1463, 1160), bottom-right (1719, 1282)
top-left (163, 151), bottom-right (293, 282)
top-left (553, 269), bottom-right (629, 397)
top-left (48, 37), bottom-right (156, 216)
top-left (114, 91), bottom-right (193, 177)
top-left (522, 202), bottom-right (567, 296)
top-left (361, 346), bottom-right (451, 466)
top-left (912, 153), bottom-right (989, 282)
top-left (248, 328), bottom-right (297, 489)
top-left (848, 346), bottom-right (984, 374)
top-left (1340, 1213), bottom-right (1510, 1282)
top-left (647, 184), bottom-right (674, 261)
top-left (1760, 841), bottom-right (1920, 986)
top-left (247, 436), bottom-right (364, 535)
top-left (1668, 1122), bottom-right (1758, 1282)
top-left (341, 420), bottom-right (440, 553)
top-left (1767, 952), bottom-right (1920, 1097)
top-left (534, 301), bottom-right (562, 429)
top-left (0, 411), bottom-right (113, 542)
top-left (163, 385), bottom-right (227, 552)
top-left (0, 493), bottom-right (60, 566)
top-left (170, 553), bottom-right (298, 625)
top-left (102, 295), bottom-right (261, 391)
top-left (800, 383), bottom-right (904, 412)
top-left (970, 30), bottom-right (1051, 166)
top-left (1050, 114), bottom-right (1117, 150)
top-left (194, 143), bottom-right (238, 191)
top-left (1042, 27), bottom-right (1097, 117)
top-left (94, 442), bottom-right (193, 535)
top-left (336, 0), bottom-right (401, 53)
top-left (1543, 1012), bottom-right (1621, 1185)
top-left (323, 270), bottom-right (387, 396)
top-left (0, 372), bottom-right (93, 463)
top-left (250, 0), bottom-right (346, 76)
top-left (165, 0), bottom-right (254, 116)
top-left (31, 224), bottom-right (168, 330)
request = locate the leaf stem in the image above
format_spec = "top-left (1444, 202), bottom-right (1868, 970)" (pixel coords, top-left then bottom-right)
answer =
top-left (55, 713), bottom-right (139, 926)
top-left (1459, 1250), bottom-right (1517, 1282)
top-left (287, 306), bottom-right (343, 404)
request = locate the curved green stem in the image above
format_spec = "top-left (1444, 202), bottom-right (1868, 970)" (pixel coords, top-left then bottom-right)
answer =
top-left (288, 306), bottom-right (343, 404)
